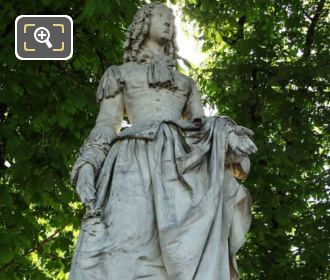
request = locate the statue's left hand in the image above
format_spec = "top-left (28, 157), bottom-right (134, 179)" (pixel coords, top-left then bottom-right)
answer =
top-left (228, 125), bottom-right (258, 157)
top-left (76, 163), bottom-right (100, 217)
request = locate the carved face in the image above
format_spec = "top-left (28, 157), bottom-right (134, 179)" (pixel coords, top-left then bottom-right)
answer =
top-left (148, 5), bottom-right (174, 47)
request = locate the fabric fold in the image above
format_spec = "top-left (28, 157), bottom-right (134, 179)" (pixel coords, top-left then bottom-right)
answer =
top-left (70, 117), bottom-right (252, 280)
top-left (147, 55), bottom-right (177, 91)
top-left (136, 47), bottom-right (178, 91)
top-left (70, 126), bottom-right (117, 186)
top-left (96, 65), bottom-right (124, 104)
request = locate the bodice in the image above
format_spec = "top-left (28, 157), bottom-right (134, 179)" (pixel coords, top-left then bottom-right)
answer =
top-left (120, 62), bottom-right (192, 124)
top-left (94, 59), bottom-right (204, 138)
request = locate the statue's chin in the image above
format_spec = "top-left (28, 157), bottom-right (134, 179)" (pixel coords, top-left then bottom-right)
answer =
top-left (157, 36), bottom-right (171, 47)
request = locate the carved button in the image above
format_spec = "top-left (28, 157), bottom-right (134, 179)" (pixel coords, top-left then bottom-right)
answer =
top-left (156, 108), bottom-right (161, 111)
top-left (156, 98), bottom-right (160, 102)
top-left (148, 131), bottom-right (154, 135)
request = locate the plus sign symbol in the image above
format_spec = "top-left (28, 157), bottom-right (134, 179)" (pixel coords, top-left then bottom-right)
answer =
top-left (34, 27), bottom-right (53, 48)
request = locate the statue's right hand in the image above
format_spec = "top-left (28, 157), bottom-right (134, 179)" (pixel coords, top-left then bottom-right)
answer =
top-left (76, 163), bottom-right (96, 206)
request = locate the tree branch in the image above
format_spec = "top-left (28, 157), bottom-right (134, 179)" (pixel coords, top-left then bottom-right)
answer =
top-left (0, 139), bottom-right (5, 169)
top-left (0, 228), bottom-right (63, 271)
top-left (303, 10), bottom-right (312, 21)
top-left (303, 0), bottom-right (326, 58)
top-left (250, 65), bottom-right (259, 123)
top-left (222, 15), bottom-right (246, 45)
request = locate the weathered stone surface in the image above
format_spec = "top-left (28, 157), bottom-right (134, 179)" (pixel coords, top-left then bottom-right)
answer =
top-left (69, 3), bottom-right (257, 279)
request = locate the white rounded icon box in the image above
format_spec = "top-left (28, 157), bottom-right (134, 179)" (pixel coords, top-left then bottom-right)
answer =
top-left (15, 15), bottom-right (73, 60)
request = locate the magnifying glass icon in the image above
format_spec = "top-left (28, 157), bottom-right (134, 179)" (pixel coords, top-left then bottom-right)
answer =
top-left (34, 27), bottom-right (53, 48)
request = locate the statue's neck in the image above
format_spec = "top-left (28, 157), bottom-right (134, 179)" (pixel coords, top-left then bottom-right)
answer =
top-left (143, 40), bottom-right (166, 56)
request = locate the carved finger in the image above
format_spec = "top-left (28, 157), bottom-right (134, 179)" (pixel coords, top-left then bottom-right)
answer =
top-left (245, 145), bottom-right (255, 155)
top-left (77, 181), bottom-right (95, 204)
top-left (233, 126), bottom-right (245, 136)
top-left (251, 142), bottom-right (258, 153)
top-left (232, 146), bottom-right (245, 157)
top-left (234, 126), bottom-right (254, 137)
top-left (242, 127), bottom-right (254, 137)
top-left (78, 190), bottom-right (90, 204)
top-left (245, 138), bottom-right (258, 153)
top-left (242, 137), bottom-right (255, 149)
top-left (242, 140), bottom-right (256, 155)
top-left (237, 145), bottom-right (249, 156)
top-left (238, 145), bottom-right (249, 155)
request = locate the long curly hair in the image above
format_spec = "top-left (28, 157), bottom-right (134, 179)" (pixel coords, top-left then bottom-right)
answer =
top-left (123, 2), bottom-right (178, 63)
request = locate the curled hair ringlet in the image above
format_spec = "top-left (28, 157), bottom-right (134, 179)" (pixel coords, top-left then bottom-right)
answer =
top-left (123, 2), bottom-right (178, 63)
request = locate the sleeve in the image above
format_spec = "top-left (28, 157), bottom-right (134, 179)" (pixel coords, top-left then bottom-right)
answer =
top-left (70, 65), bottom-right (125, 186)
top-left (182, 79), bottom-right (205, 120)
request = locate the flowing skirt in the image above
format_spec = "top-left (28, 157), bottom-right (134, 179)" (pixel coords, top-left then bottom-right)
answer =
top-left (69, 118), bottom-right (251, 280)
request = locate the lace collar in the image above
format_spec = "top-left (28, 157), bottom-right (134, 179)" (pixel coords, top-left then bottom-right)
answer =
top-left (136, 47), bottom-right (178, 91)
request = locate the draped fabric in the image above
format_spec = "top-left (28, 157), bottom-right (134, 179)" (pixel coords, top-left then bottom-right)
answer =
top-left (137, 47), bottom-right (178, 91)
top-left (69, 117), bottom-right (251, 280)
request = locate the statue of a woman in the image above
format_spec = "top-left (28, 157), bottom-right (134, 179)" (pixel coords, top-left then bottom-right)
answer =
top-left (69, 3), bottom-right (257, 280)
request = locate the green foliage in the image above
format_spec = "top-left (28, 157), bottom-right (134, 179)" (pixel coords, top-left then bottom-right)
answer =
top-left (0, 0), bottom-right (329, 279)
top-left (0, 0), bottom-right (143, 278)
top-left (179, 0), bottom-right (330, 278)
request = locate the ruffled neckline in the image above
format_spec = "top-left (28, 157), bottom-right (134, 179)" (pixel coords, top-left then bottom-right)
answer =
top-left (136, 47), bottom-right (178, 91)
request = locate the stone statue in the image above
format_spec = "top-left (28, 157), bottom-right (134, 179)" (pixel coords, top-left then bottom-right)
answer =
top-left (69, 2), bottom-right (257, 280)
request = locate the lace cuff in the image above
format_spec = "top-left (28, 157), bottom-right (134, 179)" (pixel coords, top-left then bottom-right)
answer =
top-left (224, 119), bottom-right (251, 180)
top-left (218, 117), bottom-right (251, 180)
top-left (70, 126), bottom-right (116, 185)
